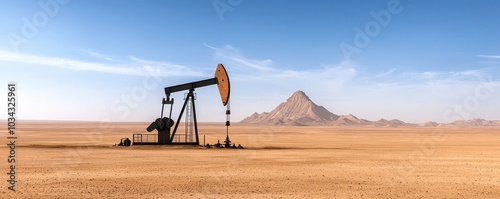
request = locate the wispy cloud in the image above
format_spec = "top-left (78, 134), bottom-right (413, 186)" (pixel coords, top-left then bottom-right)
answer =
top-left (479, 61), bottom-right (500, 64)
top-left (204, 43), bottom-right (274, 72)
top-left (376, 68), bottom-right (397, 78)
top-left (478, 55), bottom-right (500, 65)
top-left (422, 72), bottom-right (438, 79)
top-left (398, 70), bottom-right (488, 84)
top-left (204, 43), bottom-right (357, 84)
top-left (78, 48), bottom-right (114, 61)
top-left (449, 69), bottom-right (484, 77)
top-left (0, 49), bottom-right (210, 77)
top-left (479, 55), bottom-right (500, 59)
top-left (204, 44), bottom-right (497, 90)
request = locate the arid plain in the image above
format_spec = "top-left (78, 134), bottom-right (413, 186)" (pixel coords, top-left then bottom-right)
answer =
top-left (1, 121), bottom-right (499, 198)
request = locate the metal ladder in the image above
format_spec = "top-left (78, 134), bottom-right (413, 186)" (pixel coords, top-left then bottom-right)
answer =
top-left (185, 94), bottom-right (195, 143)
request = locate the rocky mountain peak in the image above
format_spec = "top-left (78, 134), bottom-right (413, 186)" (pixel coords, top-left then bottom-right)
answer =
top-left (241, 90), bottom-right (339, 125)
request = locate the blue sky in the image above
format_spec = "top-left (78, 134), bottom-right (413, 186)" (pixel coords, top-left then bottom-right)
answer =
top-left (1, 0), bottom-right (499, 123)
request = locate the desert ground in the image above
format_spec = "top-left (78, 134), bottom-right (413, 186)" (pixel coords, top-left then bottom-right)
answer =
top-left (1, 121), bottom-right (499, 198)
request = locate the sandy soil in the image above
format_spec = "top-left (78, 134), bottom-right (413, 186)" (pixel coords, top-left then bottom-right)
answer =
top-left (1, 121), bottom-right (499, 198)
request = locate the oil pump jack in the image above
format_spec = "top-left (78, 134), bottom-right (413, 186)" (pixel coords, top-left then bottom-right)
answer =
top-left (132, 64), bottom-right (232, 146)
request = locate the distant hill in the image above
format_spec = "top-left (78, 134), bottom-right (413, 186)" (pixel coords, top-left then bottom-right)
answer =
top-left (241, 90), bottom-right (500, 127)
top-left (446, 118), bottom-right (500, 127)
top-left (241, 90), bottom-right (339, 125)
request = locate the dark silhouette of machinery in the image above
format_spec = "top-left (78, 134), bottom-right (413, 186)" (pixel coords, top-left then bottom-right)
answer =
top-left (131, 63), bottom-right (232, 146)
top-left (118, 138), bottom-right (131, 146)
